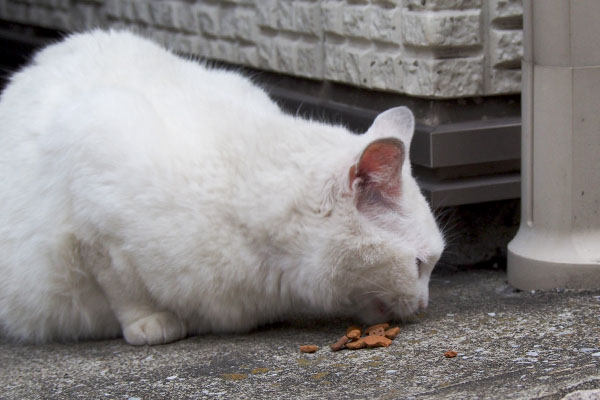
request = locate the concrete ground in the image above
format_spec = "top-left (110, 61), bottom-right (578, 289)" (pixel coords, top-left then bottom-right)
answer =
top-left (1, 267), bottom-right (599, 399)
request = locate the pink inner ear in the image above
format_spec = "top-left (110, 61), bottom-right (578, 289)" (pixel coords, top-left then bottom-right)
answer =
top-left (349, 138), bottom-right (405, 201)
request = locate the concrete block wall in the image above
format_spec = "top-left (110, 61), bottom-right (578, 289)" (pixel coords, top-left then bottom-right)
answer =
top-left (0, 0), bottom-right (523, 98)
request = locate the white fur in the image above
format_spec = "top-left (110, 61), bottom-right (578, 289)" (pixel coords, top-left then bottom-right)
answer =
top-left (0, 30), bottom-right (444, 344)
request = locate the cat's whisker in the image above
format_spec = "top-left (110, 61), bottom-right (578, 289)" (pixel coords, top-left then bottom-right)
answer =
top-left (433, 206), bottom-right (454, 222)
top-left (358, 290), bottom-right (390, 296)
top-left (294, 102), bottom-right (305, 118)
top-left (433, 207), bottom-right (458, 242)
top-left (439, 250), bottom-right (461, 258)
top-left (344, 270), bottom-right (391, 294)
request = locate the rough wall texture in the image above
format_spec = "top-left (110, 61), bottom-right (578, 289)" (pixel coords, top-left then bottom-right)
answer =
top-left (0, 0), bottom-right (523, 98)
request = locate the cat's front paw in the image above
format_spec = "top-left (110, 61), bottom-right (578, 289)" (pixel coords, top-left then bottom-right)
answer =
top-left (123, 311), bottom-right (187, 345)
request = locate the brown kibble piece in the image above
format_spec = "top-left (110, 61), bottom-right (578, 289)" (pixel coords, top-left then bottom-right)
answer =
top-left (384, 327), bottom-right (401, 340)
top-left (363, 335), bottom-right (392, 348)
top-left (444, 350), bottom-right (458, 358)
top-left (346, 325), bottom-right (362, 340)
top-left (365, 323), bottom-right (390, 335)
top-left (300, 344), bottom-right (319, 353)
top-left (330, 335), bottom-right (350, 351)
top-left (334, 322), bottom-right (398, 351)
top-left (345, 335), bottom-right (392, 350)
top-left (345, 339), bottom-right (367, 350)
top-left (368, 327), bottom-right (386, 337)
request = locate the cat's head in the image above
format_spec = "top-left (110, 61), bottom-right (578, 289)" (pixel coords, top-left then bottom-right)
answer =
top-left (318, 107), bottom-right (444, 323)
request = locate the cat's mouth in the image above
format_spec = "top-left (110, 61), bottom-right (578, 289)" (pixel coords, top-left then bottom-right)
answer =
top-left (356, 297), bottom-right (398, 325)
top-left (374, 297), bottom-right (392, 316)
top-left (358, 296), bottom-right (422, 324)
top-left (349, 289), bottom-right (421, 324)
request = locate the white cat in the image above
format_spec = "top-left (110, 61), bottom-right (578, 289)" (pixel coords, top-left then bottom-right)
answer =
top-left (0, 30), bottom-right (444, 345)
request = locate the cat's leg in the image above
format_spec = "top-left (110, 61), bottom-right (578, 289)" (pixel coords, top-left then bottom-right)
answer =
top-left (93, 245), bottom-right (187, 345)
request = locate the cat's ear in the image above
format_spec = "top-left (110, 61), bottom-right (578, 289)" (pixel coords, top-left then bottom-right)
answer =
top-left (349, 137), bottom-right (405, 209)
top-left (366, 106), bottom-right (415, 148)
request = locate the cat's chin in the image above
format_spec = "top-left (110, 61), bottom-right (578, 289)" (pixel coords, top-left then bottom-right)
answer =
top-left (354, 298), bottom-right (403, 325)
top-left (353, 296), bottom-right (423, 325)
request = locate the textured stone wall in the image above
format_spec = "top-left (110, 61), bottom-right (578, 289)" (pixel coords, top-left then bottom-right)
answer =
top-left (0, 0), bottom-right (523, 98)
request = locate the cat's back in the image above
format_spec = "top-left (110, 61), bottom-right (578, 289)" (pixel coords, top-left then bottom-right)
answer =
top-left (0, 29), bottom-right (326, 240)
top-left (27, 30), bottom-right (211, 95)
top-left (3, 30), bottom-right (168, 106)
top-left (1, 29), bottom-right (277, 134)
top-left (0, 31), bottom-right (161, 142)
top-left (0, 29), bottom-right (286, 196)
top-left (33, 29), bottom-right (167, 70)
top-left (0, 29), bottom-right (284, 234)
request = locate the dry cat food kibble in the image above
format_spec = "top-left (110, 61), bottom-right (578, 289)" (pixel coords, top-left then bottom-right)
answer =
top-left (444, 350), bottom-right (458, 358)
top-left (364, 335), bottom-right (392, 347)
top-left (346, 325), bottom-right (362, 340)
top-left (299, 344), bottom-right (319, 353)
top-left (350, 334), bottom-right (392, 348)
top-left (330, 335), bottom-right (350, 351)
top-left (330, 323), bottom-right (400, 351)
top-left (345, 339), bottom-right (367, 350)
top-left (364, 323), bottom-right (390, 335)
top-left (368, 326), bottom-right (386, 337)
top-left (384, 327), bottom-right (401, 340)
